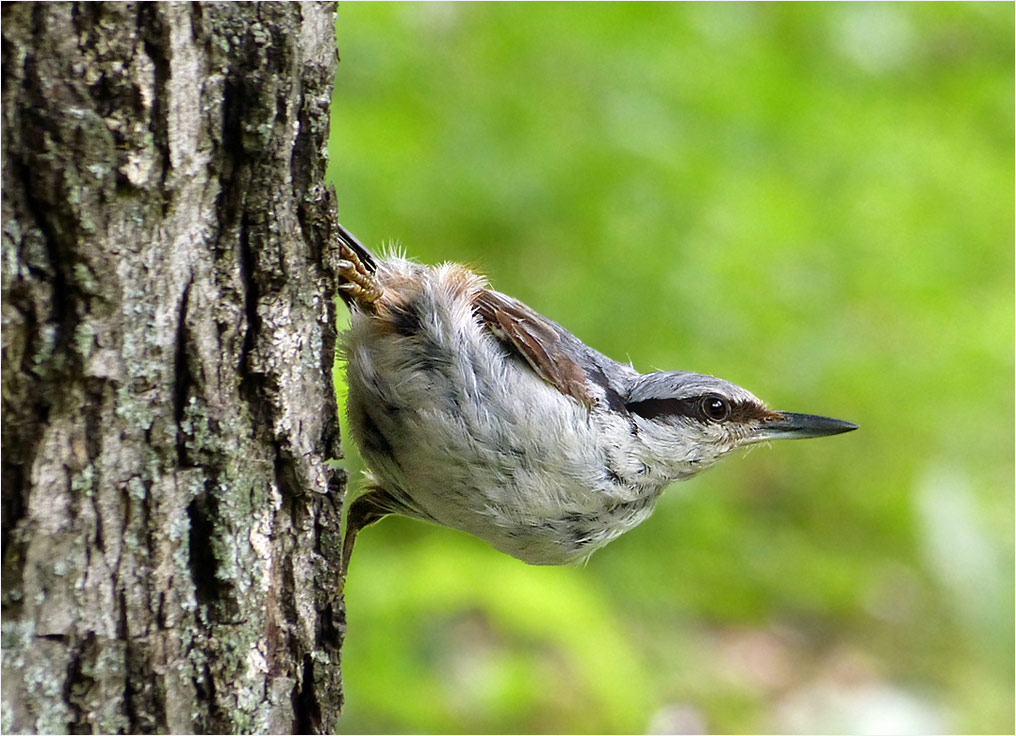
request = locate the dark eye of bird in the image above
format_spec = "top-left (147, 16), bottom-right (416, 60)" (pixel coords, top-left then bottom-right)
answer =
top-left (701, 394), bottom-right (730, 422)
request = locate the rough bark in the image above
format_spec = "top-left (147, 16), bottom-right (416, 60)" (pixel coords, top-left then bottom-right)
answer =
top-left (1, 3), bottom-right (346, 732)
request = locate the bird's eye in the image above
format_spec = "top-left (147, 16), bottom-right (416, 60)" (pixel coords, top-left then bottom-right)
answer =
top-left (701, 395), bottom-right (730, 421)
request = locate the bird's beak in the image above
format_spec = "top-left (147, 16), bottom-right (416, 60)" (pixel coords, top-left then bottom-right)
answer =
top-left (756, 412), bottom-right (858, 440)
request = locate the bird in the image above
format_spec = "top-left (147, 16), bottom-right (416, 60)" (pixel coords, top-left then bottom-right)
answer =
top-left (335, 224), bottom-right (856, 579)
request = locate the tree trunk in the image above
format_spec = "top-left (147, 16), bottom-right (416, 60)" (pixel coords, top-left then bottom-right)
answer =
top-left (2, 3), bottom-right (346, 732)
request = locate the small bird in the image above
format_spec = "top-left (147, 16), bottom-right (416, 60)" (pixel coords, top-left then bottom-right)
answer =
top-left (336, 224), bottom-right (856, 578)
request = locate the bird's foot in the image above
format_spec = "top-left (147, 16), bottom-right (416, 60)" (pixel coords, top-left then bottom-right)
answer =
top-left (338, 246), bottom-right (383, 307)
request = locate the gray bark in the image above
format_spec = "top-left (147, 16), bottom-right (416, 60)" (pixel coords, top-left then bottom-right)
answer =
top-left (2, 3), bottom-right (347, 732)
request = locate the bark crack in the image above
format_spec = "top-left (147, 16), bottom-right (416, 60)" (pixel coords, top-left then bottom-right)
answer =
top-left (173, 277), bottom-right (194, 465)
top-left (294, 653), bottom-right (322, 735)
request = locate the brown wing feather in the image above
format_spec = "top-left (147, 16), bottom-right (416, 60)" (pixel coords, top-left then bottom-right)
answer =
top-left (473, 289), bottom-right (594, 406)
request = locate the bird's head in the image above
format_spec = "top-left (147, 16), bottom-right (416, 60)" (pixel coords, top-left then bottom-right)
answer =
top-left (625, 371), bottom-right (857, 478)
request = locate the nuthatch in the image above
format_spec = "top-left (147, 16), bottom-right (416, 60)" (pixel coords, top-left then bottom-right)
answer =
top-left (336, 224), bottom-right (856, 577)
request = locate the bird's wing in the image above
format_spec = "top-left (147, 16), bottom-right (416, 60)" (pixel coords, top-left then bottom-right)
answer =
top-left (473, 288), bottom-right (595, 407)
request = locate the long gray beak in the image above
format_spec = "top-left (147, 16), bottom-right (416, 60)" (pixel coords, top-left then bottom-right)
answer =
top-left (757, 412), bottom-right (858, 440)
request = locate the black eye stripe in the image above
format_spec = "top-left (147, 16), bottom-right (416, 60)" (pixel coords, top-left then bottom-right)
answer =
top-left (626, 395), bottom-right (768, 423)
top-left (625, 397), bottom-right (706, 421)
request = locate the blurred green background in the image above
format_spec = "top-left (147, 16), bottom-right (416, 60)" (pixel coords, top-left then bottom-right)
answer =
top-left (327, 4), bottom-right (1013, 733)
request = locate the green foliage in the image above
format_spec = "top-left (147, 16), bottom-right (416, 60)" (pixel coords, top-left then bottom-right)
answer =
top-left (329, 4), bottom-right (1013, 733)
